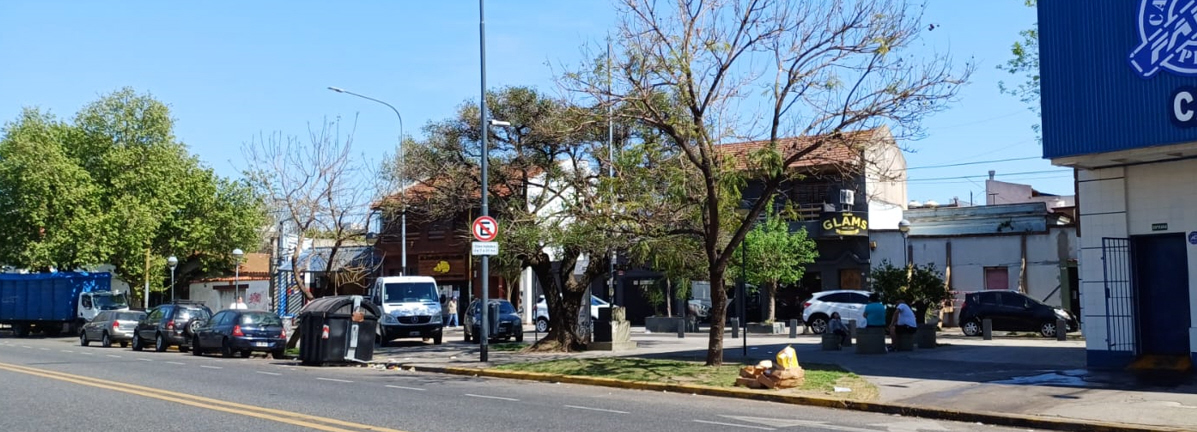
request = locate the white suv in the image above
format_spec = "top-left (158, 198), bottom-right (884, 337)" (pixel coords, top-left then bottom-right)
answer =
top-left (534, 295), bottom-right (610, 332)
top-left (802, 290), bottom-right (871, 334)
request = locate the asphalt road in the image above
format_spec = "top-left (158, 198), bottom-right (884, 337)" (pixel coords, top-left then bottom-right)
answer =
top-left (0, 335), bottom-right (1033, 432)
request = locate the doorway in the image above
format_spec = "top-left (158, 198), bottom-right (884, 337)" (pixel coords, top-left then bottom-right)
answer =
top-left (1131, 234), bottom-right (1192, 356)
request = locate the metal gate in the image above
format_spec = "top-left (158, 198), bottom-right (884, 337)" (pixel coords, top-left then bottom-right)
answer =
top-left (1101, 237), bottom-right (1135, 353)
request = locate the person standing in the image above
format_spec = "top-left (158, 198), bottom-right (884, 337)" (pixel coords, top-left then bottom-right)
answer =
top-left (446, 296), bottom-right (459, 328)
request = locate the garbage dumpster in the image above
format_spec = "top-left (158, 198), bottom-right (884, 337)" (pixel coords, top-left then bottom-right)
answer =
top-left (298, 295), bottom-right (380, 366)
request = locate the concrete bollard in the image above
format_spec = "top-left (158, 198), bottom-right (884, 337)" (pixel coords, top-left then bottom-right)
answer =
top-left (982, 318), bottom-right (993, 340)
top-left (678, 319), bottom-right (685, 338)
top-left (788, 319), bottom-right (798, 338)
top-left (1056, 318), bottom-right (1067, 341)
top-left (731, 318), bottom-right (740, 339)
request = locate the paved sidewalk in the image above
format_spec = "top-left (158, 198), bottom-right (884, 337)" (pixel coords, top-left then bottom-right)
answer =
top-left (377, 326), bottom-right (1197, 431)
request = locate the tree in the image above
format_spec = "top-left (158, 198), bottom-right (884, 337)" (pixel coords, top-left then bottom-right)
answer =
top-left (998, 0), bottom-right (1040, 136)
top-left (868, 260), bottom-right (951, 325)
top-left (567, 0), bottom-right (971, 365)
top-left (0, 88), bottom-right (265, 301)
top-left (396, 87), bottom-right (621, 351)
top-left (244, 116), bottom-right (376, 301)
top-left (728, 207), bottom-right (818, 323)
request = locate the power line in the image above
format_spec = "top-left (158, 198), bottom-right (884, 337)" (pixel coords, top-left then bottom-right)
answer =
top-left (907, 156), bottom-right (1041, 170)
top-left (906, 169), bottom-right (1067, 182)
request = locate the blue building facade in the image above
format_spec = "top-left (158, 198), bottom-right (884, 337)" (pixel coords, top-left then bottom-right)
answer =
top-left (1040, 0), bottom-right (1197, 370)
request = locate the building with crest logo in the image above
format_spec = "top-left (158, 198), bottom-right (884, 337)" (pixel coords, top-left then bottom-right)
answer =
top-left (1039, 0), bottom-right (1197, 370)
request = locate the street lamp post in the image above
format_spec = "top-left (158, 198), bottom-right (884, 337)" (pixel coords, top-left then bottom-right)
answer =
top-left (898, 219), bottom-right (911, 267)
top-left (167, 256), bottom-right (178, 302)
top-left (232, 248), bottom-right (244, 305)
top-left (328, 86), bottom-right (407, 275)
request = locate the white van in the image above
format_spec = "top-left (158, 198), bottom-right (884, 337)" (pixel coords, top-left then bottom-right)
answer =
top-left (370, 276), bottom-right (443, 345)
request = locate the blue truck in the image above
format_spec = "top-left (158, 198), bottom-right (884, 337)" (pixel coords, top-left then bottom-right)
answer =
top-left (0, 272), bottom-right (127, 337)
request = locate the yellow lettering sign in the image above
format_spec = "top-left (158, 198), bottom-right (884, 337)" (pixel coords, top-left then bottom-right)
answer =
top-left (822, 213), bottom-right (868, 236)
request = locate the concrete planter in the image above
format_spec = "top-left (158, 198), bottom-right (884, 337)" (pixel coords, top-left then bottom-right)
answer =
top-left (746, 322), bottom-right (787, 334)
top-left (645, 317), bottom-right (684, 333)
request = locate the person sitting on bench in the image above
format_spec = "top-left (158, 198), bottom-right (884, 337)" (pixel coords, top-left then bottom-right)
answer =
top-left (888, 298), bottom-right (917, 351)
top-left (828, 312), bottom-right (849, 346)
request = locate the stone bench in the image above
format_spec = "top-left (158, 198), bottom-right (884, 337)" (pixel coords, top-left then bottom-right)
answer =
top-left (821, 332), bottom-right (842, 350)
top-left (895, 331), bottom-right (916, 351)
top-left (855, 327), bottom-right (886, 355)
top-left (916, 323), bottom-right (937, 349)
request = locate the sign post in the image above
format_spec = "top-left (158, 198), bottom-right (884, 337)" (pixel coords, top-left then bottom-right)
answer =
top-left (471, 214), bottom-right (498, 361)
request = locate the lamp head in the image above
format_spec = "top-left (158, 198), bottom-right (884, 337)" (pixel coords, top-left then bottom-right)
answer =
top-left (232, 248), bottom-right (244, 260)
top-left (488, 119), bottom-right (511, 127)
top-left (898, 219), bottom-right (911, 234)
top-left (167, 256), bottom-right (178, 269)
top-left (327, 86), bottom-right (345, 93)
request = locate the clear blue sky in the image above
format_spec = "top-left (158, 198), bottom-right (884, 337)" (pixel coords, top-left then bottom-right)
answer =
top-left (0, 1), bottom-right (1058, 205)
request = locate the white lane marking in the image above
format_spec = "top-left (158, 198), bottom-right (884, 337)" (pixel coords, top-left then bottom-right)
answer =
top-left (255, 371), bottom-right (281, 376)
top-left (80, 352), bottom-right (94, 356)
top-left (464, 394), bottom-right (519, 401)
top-left (165, 361), bottom-right (185, 365)
top-left (39, 348), bottom-right (50, 351)
top-left (564, 405), bottom-right (628, 414)
top-left (317, 378), bottom-right (353, 383)
top-left (137, 358), bottom-right (152, 362)
top-left (20, 346), bottom-right (31, 349)
top-left (106, 355), bottom-right (121, 358)
top-left (200, 365), bottom-right (222, 369)
top-left (61, 350), bottom-right (73, 353)
top-left (385, 385), bottom-right (426, 391)
top-left (693, 420), bottom-right (775, 430)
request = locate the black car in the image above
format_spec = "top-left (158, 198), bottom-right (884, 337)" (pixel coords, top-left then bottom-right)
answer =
top-left (191, 310), bottom-right (286, 359)
top-left (959, 290), bottom-right (1078, 338)
top-left (464, 299), bottom-right (523, 343)
top-left (131, 301), bottom-right (213, 352)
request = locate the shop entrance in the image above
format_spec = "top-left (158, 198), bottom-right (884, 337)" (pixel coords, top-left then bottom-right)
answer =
top-left (1131, 234), bottom-right (1191, 356)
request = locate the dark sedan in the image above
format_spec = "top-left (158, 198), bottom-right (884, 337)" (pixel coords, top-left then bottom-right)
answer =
top-left (191, 310), bottom-right (287, 359)
top-left (464, 299), bottom-right (523, 343)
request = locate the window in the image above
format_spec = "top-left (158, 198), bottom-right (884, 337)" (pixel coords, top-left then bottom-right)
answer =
top-left (149, 307), bottom-right (167, 322)
top-left (1000, 293), bottom-right (1029, 309)
top-left (93, 311), bottom-right (110, 321)
top-left (81, 295), bottom-right (93, 309)
top-left (241, 313), bottom-right (282, 326)
top-left (847, 293), bottom-right (870, 304)
top-left (984, 267), bottom-right (1009, 290)
top-left (821, 293), bottom-right (850, 303)
top-left (383, 282), bottom-right (439, 303)
top-left (978, 292), bottom-right (999, 305)
top-left (499, 301), bottom-right (516, 314)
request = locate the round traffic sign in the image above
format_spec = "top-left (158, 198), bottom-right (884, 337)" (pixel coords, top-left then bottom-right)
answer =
top-left (472, 216), bottom-right (498, 242)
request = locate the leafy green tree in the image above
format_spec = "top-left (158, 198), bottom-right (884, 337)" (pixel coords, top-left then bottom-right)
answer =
top-left (0, 88), bottom-right (265, 303)
top-left (998, 0), bottom-right (1040, 136)
top-left (728, 209), bottom-right (818, 323)
top-left (567, 0), bottom-right (971, 365)
top-left (868, 260), bottom-right (951, 325)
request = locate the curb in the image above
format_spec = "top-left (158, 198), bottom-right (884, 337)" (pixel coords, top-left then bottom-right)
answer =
top-left (397, 363), bottom-right (1185, 432)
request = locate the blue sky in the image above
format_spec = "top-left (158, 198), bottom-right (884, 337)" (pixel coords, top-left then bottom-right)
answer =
top-left (0, 1), bottom-right (1057, 205)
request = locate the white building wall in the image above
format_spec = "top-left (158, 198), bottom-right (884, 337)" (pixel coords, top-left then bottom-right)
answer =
top-left (188, 280), bottom-right (271, 311)
top-left (1075, 166), bottom-right (1129, 355)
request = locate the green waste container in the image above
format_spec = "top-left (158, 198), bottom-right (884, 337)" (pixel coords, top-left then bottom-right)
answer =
top-left (298, 295), bottom-right (380, 366)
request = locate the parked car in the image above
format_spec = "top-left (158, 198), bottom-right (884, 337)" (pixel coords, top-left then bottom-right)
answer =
top-left (534, 295), bottom-right (610, 332)
top-left (80, 310), bottom-right (145, 348)
top-left (131, 301), bottom-right (213, 352)
top-left (191, 309), bottom-right (286, 359)
top-left (465, 299), bottom-right (523, 343)
top-left (959, 290), bottom-right (1078, 338)
top-left (802, 290), bottom-right (871, 334)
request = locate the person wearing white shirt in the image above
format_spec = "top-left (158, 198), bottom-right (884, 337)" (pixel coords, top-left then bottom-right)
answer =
top-left (231, 296), bottom-right (249, 310)
top-left (888, 298), bottom-right (917, 351)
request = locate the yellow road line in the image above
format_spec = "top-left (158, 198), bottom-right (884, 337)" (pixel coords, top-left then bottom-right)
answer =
top-left (0, 362), bottom-right (409, 432)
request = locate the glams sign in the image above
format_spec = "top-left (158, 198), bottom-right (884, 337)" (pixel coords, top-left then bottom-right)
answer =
top-left (821, 212), bottom-right (868, 236)
top-left (1128, 1), bottom-right (1197, 127)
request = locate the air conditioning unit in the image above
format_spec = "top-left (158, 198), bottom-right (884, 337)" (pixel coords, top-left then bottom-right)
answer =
top-left (839, 189), bottom-right (855, 205)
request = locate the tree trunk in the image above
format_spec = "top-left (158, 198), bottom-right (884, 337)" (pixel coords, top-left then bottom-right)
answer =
top-left (764, 281), bottom-right (777, 323)
top-left (913, 301), bottom-right (928, 325)
top-left (706, 276), bottom-right (727, 366)
top-left (527, 257), bottom-right (587, 351)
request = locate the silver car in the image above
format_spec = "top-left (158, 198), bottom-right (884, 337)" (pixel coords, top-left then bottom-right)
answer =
top-left (80, 310), bottom-right (146, 348)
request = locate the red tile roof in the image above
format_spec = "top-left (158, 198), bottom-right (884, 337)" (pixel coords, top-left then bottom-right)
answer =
top-left (715, 128), bottom-right (887, 170)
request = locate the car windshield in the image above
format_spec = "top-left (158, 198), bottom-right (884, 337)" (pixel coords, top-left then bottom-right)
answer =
top-left (93, 293), bottom-right (129, 310)
top-left (500, 302), bottom-right (515, 314)
top-left (240, 313), bottom-right (282, 326)
top-left (383, 282), bottom-right (438, 303)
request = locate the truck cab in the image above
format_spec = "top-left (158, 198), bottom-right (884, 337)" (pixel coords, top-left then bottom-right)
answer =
top-left (77, 291), bottom-right (130, 322)
top-left (370, 276), bottom-right (443, 345)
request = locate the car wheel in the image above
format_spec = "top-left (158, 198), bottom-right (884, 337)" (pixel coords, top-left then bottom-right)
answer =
top-left (535, 318), bottom-right (549, 333)
top-left (131, 333), bottom-right (143, 351)
top-left (79, 331), bottom-right (90, 347)
top-left (807, 315), bottom-right (828, 334)
top-left (120, 341), bottom-right (128, 348)
top-left (191, 337), bottom-right (203, 356)
top-left (515, 329), bottom-right (524, 343)
top-left (961, 319), bottom-right (982, 337)
top-left (101, 332), bottom-right (112, 348)
top-left (220, 338), bottom-right (233, 358)
top-left (154, 333), bottom-right (168, 352)
top-left (271, 349), bottom-right (286, 359)
top-left (1040, 321), bottom-right (1058, 338)
top-left (433, 333), bottom-right (443, 345)
top-left (241, 350), bottom-right (253, 359)
top-left (179, 344), bottom-right (190, 353)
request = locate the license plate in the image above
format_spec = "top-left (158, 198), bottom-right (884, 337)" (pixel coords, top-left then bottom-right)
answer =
top-left (409, 331), bottom-right (422, 336)
top-left (254, 342), bottom-right (269, 348)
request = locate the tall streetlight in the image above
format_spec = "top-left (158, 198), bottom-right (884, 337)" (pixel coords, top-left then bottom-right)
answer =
top-left (167, 256), bottom-right (178, 302)
top-left (328, 86), bottom-right (408, 275)
top-left (232, 248), bottom-right (244, 305)
top-left (898, 219), bottom-right (911, 267)
top-left (478, 0), bottom-right (494, 362)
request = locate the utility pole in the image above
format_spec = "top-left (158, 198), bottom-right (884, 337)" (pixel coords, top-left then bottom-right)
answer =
top-left (143, 247), bottom-right (150, 309)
